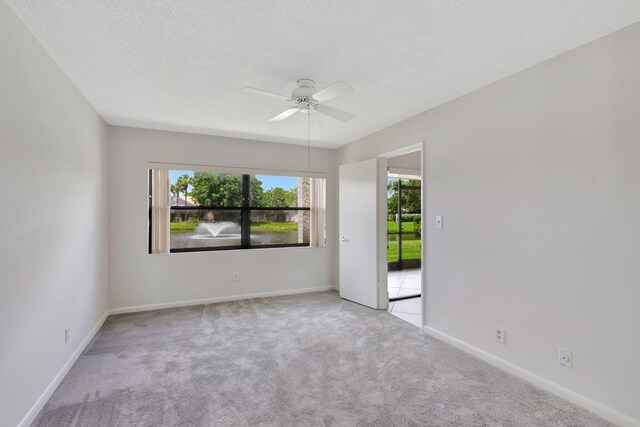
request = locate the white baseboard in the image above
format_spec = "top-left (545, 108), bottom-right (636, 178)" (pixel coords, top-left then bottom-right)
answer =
top-left (110, 286), bottom-right (336, 315)
top-left (18, 310), bottom-right (110, 427)
top-left (423, 326), bottom-right (639, 427)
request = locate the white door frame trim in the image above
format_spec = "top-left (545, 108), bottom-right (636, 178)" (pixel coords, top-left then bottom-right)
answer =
top-left (377, 141), bottom-right (425, 328)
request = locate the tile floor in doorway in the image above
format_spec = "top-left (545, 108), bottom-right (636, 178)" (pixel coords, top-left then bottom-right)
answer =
top-left (387, 269), bottom-right (421, 328)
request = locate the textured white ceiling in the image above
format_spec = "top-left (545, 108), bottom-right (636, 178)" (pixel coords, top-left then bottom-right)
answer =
top-left (7, 1), bottom-right (640, 148)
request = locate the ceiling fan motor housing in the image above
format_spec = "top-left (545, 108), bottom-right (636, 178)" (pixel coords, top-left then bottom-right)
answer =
top-left (293, 79), bottom-right (318, 112)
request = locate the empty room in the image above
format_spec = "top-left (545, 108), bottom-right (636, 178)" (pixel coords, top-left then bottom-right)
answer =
top-left (2, 1), bottom-right (640, 426)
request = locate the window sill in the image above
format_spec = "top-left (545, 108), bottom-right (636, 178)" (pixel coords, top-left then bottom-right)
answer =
top-left (149, 244), bottom-right (325, 256)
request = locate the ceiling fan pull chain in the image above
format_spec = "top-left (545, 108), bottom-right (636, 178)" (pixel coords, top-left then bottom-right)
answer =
top-left (307, 108), bottom-right (311, 166)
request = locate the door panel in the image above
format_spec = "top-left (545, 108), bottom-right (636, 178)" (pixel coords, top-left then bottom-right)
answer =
top-left (339, 159), bottom-right (380, 309)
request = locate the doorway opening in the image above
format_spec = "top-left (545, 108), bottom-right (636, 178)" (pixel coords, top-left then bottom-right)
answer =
top-left (337, 143), bottom-right (423, 321)
top-left (384, 150), bottom-right (422, 327)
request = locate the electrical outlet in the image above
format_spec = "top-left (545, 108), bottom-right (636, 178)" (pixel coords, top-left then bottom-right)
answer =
top-left (64, 328), bottom-right (70, 344)
top-left (494, 326), bottom-right (505, 343)
top-left (232, 272), bottom-right (239, 282)
top-left (559, 348), bottom-right (572, 368)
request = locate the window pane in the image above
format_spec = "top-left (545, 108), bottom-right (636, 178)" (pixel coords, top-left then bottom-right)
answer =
top-left (387, 218), bottom-right (400, 233)
top-left (169, 170), bottom-right (195, 207)
top-left (187, 172), bottom-right (243, 207)
top-left (400, 187), bottom-right (421, 214)
top-left (250, 210), bottom-right (309, 245)
top-left (400, 214), bottom-right (421, 232)
top-left (251, 175), bottom-right (309, 208)
top-left (387, 178), bottom-right (399, 219)
top-left (401, 233), bottom-right (421, 261)
top-left (170, 209), bottom-right (241, 250)
top-left (387, 234), bottom-right (399, 263)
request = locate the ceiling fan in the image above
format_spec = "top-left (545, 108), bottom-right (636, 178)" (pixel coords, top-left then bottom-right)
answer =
top-left (243, 79), bottom-right (355, 122)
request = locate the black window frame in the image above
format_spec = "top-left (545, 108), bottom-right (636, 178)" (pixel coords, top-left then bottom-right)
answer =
top-left (388, 178), bottom-right (421, 271)
top-left (149, 172), bottom-right (311, 254)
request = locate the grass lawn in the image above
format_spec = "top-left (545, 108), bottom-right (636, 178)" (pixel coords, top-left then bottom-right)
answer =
top-left (251, 221), bottom-right (298, 231)
top-left (387, 220), bottom-right (421, 262)
top-left (388, 235), bottom-right (421, 262)
top-left (170, 220), bottom-right (298, 234)
top-left (170, 221), bottom-right (198, 234)
top-left (387, 221), bottom-right (415, 233)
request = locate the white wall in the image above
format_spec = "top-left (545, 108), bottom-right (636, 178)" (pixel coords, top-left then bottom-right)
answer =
top-left (338, 23), bottom-right (640, 424)
top-left (108, 126), bottom-right (337, 310)
top-left (387, 150), bottom-right (421, 172)
top-left (0, 2), bottom-right (110, 426)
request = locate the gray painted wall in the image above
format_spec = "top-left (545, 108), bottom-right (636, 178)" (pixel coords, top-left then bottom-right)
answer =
top-left (108, 126), bottom-right (338, 310)
top-left (338, 23), bottom-right (640, 423)
top-left (0, 2), bottom-right (110, 426)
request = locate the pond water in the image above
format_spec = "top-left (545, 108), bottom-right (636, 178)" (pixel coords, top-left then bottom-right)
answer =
top-left (170, 221), bottom-right (301, 250)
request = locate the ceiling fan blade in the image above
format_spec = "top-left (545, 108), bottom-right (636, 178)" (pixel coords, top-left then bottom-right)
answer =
top-left (243, 87), bottom-right (290, 101)
top-left (269, 107), bottom-right (300, 121)
top-left (314, 104), bottom-right (355, 122)
top-left (312, 81), bottom-right (353, 102)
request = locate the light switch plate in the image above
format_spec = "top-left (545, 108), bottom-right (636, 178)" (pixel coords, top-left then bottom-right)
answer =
top-left (436, 216), bottom-right (443, 229)
top-left (559, 348), bottom-right (572, 368)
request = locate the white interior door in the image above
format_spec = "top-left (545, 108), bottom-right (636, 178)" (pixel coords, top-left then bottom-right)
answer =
top-left (339, 159), bottom-right (382, 309)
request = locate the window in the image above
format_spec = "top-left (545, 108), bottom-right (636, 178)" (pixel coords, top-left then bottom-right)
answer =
top-left (148, 168), bottom-right (325, 253)
top-left (387, 175), bottom-right (421, 270)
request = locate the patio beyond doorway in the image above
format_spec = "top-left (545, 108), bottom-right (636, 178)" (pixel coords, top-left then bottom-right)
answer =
top-left (387, 269), bottom-right (421, 327)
